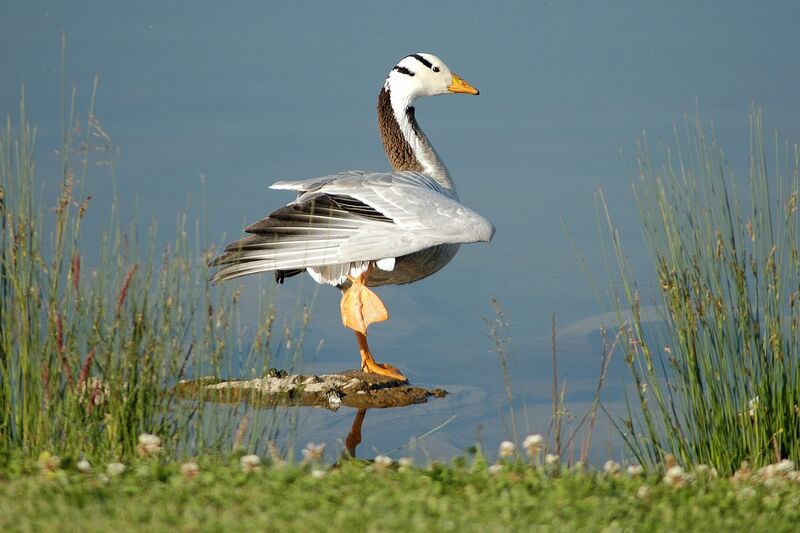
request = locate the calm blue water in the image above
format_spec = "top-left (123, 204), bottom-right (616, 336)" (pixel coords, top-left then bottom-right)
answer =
top-left (3, 1), bottom-right (800, 462)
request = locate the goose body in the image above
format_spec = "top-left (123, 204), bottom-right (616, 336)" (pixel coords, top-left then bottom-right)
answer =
top-left (210, 53), bottom-right (494, 380)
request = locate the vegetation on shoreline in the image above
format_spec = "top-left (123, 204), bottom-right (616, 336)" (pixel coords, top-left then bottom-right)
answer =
top-left (601, 110), bottom-right (800, 475)
top-left (2, 450), bottom-right (800, 532)
top-left (0, 87), bottom-right (305, 463)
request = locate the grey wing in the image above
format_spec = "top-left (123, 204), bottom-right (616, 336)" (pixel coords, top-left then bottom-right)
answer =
top-left (209, 170), bottom-right (494, 284)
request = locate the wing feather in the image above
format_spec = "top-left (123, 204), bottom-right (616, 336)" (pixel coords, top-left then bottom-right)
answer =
top-left (209, 170), bottom-right (494, 284)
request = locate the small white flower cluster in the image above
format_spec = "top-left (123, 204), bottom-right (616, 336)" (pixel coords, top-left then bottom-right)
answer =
top-left (754, 459), bottom-right (798, 488)
top-left (663, 465), bottom-right (687, 487)
top-left (693, 464), bottom-right (718, 479)
top-left (137, 433), bottom-right (162, 456)
top-left (498, 441), bottom-right (516, 459)
top-left (498, 435), bottom-right (548, 461)
top-left (760, 459), bottom-right (795, 478)
top-left (373, 455), bottom-right (393, 470)
top-left (240, 454), bottom-right (261, 473)
top-left (603, 460), bottom-right (620, 475)
top-left (488, 464), bottom-right (504, 475)
top-left (181, 462), bottom-right (200, 479)
top-left (732, 459), bottom-right (800, 488)
top-left (398, 457), bottom-right (414, 469)
top-left (544, 453), bottom-right (560, 465)
top-left (76, 458), bottom-right (92, 474)
top-left (523, 434), bottom-right (544, 457)
top-left (106, 462), bottom-right (126, 477)
top-left (301, 442), bottom-right (326, 463)
top-left (626, 464), bottom-right (644, 477)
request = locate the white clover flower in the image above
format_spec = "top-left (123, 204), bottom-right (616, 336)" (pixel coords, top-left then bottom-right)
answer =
top-left (310, 468), bottom-right (326, 479)
top-left (759, 464), bottom-right (778, 479)
top-left (373, 455), bottom-right (393, 470)
top-left (240, 454), bottom-right (261, 473)
top-left (181, 462), bottom-right (199, 479)
top-left (398, 457), bottom-right (414, 469)
top-left (603, 460), bottom-right (621, 475)
top-left (498, 441), bottom-right (516, 459)
top-left (626, 464), bottom-right (644, 477)
top-left (663, 465), bottom-right (686, 487)
top-left (301, 442), bottom-right (326, 463)
top-left (137, 433), bottom-right (162, 456)
top-left (636, 485), bottom-right (651, 500)
top-left (522, 434), bottom-right (544, 456)
top-left (544, 453), bottom-right (560, 465)
top-left (76, 459), bottom-right (92, 474)
top-left (488, 464), bottom-right (504, 475)
top-left (107, 462), bottom-right (126, 477)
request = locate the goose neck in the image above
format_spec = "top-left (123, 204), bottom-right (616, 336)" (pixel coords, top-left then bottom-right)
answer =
top-left (377, 87), bottom-right (456, 194)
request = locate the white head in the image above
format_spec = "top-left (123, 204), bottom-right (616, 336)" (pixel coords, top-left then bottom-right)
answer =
top-left (384, 53), bottom-right (479, 104)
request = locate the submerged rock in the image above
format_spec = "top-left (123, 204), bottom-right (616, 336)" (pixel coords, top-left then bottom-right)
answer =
top-left (176, 370), bottom-right (447, 410)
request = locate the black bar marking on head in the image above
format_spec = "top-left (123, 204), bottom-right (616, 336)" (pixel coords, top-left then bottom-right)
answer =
top-left (410, 54), bottom-right (433, 69)
top-left (393, 66), bottom-right (414, 76)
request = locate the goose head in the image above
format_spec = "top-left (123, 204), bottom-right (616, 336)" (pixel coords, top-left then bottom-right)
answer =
top-left (378, 53), bottom-right (478, 190)
top-left (384, 53), bottom-right (479, 104)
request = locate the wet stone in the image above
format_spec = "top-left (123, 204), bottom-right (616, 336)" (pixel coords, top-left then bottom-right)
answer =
top-left (176, 370), bottom-right (448, 410)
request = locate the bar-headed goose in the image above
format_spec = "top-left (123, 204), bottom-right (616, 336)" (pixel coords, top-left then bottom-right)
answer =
top-left (210, 53), bottom-right (494, 381)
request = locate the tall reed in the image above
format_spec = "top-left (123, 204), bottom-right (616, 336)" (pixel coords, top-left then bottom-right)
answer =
top-left (601, 109), bottom-right (800, 474)
top-left (0, 85), bottom-right (296, 461)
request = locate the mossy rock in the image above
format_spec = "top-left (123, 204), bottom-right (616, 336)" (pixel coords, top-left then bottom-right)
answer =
top-left (176, 370), bottom-right (447, 410)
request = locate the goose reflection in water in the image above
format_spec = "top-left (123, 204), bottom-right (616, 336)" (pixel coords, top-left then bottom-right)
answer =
top-left (344, 408), bottom-right (368, 459)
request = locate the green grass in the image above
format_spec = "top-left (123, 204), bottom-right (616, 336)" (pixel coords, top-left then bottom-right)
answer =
top-left (2, 454), bottom-right (800, 532)
top-left (601, 109), bottom-right (800, 475)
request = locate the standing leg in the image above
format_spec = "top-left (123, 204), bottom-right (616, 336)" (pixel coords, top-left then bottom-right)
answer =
top-left (355, 330), bottom-right (406, 381)
top-left (340, 268), bottom-right (407, 381)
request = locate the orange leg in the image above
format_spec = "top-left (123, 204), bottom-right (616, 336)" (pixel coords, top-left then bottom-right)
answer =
top-left (340, 268), bottom-right (406, 381)
top-left (355, 330), bottom-right (406, 381)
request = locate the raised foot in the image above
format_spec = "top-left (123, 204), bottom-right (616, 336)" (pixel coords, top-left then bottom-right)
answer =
top-left (340, 278), bottom-right (388, 335)
top-left (361, 358), bottom-right (407, 382)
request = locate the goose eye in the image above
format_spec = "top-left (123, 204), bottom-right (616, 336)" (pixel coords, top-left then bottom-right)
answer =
top-left (432, 66), bottom-right (440, 73)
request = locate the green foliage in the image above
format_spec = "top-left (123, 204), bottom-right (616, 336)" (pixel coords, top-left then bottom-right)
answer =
top-left (0, 87), bottom-right (295, 461)
top-left (2, 455), bottom-right (800, 531)
top-left (602, 109), bottom-right (800, 475)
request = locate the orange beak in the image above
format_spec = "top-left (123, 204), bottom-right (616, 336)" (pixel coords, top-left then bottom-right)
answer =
top-left (448, 73), bottom-right (480, 95)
